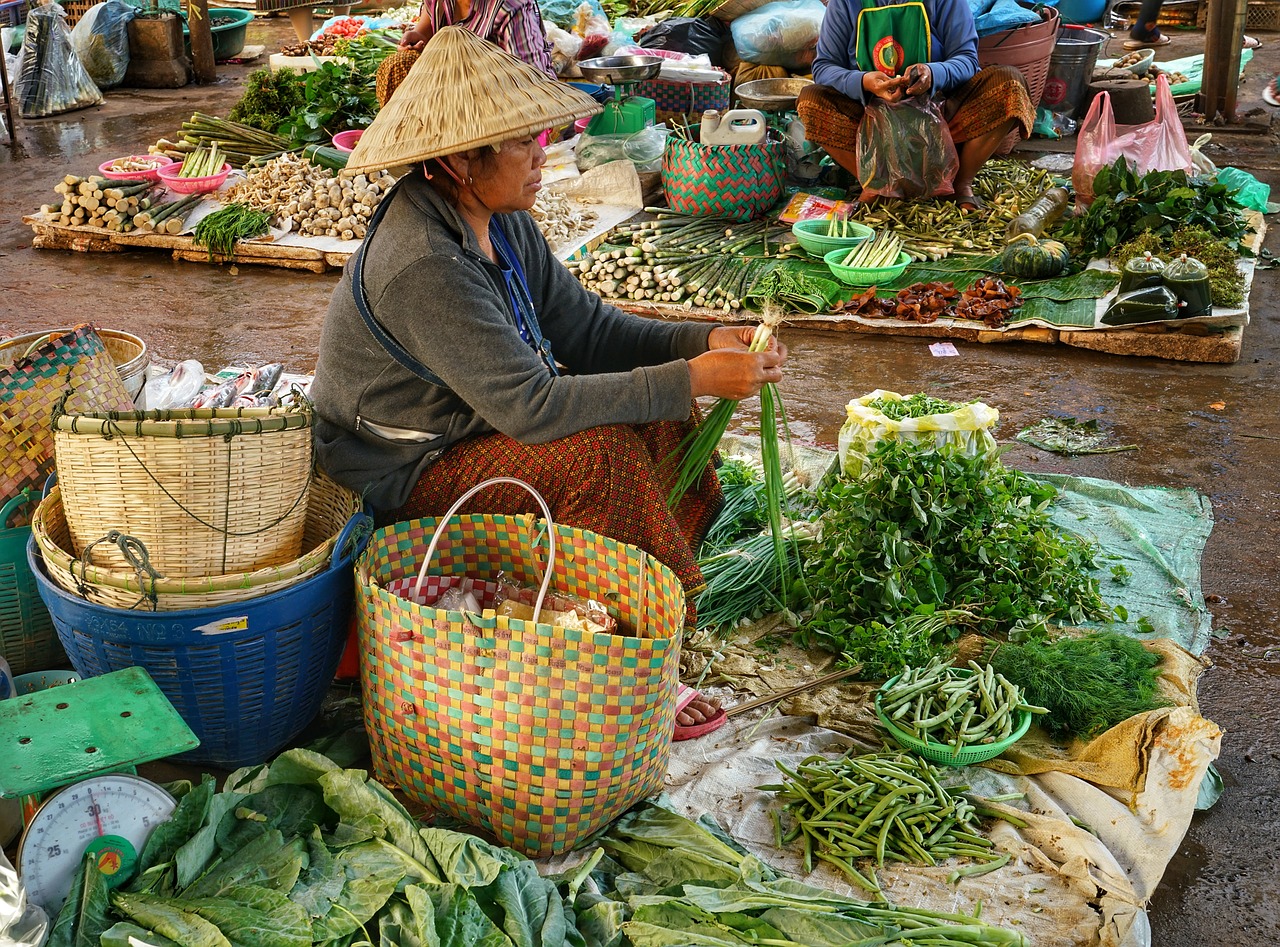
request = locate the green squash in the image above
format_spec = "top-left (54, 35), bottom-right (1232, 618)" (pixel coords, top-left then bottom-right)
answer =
top-left (1002, 232), bottom-right (1071, 280)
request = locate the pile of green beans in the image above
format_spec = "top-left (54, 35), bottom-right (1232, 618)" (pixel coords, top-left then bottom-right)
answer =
top-left (564, 212), bottom-right (795, 311)
top-left (880, 658), bottom-right (1049, 756)
top-left (763, 751), bottom-right (1016, 892)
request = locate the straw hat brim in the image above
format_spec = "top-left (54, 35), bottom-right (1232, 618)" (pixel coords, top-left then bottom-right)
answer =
top-left (347, 26), bottom-right (602, 173)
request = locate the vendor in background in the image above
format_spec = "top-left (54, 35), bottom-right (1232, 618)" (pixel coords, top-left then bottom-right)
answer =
top-left (313, 29), bottom-right (785, 733)
top-left (797, 0), bottom-right (1034, 210)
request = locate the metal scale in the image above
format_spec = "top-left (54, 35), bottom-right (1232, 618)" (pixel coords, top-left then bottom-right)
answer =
top-left (0, 666), bottom-right (199, 914)
top-left (576, 55), bottom-right (663, 136)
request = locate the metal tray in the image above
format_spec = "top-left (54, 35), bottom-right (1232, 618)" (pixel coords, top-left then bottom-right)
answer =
top-left (577, 55), bottom-right (663, 85)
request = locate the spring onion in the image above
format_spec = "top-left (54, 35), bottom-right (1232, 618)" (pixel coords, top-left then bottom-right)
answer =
top-left (192, 203), bottom-right (271, 262)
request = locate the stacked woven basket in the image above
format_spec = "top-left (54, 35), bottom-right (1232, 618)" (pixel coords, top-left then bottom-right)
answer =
top-left (25, 401), bottom-right (372, 768)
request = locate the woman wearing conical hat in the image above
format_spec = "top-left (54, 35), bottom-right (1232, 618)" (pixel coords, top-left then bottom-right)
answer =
top-left (311, 29), bottom-right (786, 651)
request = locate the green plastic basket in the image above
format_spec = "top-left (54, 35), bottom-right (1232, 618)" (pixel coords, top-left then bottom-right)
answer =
top-left (790, 218), bottom-right (874, 258)
top-left (0, 489), bottom-right (61, 675)
top-left (874, 669), bottom-right (1032, 767)
top-left (824, 248), bottom-right (912, 287)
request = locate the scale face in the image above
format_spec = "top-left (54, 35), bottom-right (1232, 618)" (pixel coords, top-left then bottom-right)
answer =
top-left (16, 773), bottom-right (176, 915)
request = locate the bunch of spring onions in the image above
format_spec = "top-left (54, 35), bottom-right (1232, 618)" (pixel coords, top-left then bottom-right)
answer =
top-left (841, 231), bottom-right (902, 268)
top-left (696, 521), bottom-right (818, 630)
top-left (177, 144), bottom-right (225, 179)
top-left (193, 203), bottom-right (271, 262)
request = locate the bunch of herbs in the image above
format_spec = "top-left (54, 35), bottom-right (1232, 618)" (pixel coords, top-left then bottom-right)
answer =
top-left (800, 439), bottom-right (1115, 678)
top-left (1061, 157), bottom-right (1250, 260)
top-left (228, 67), bottom-right (304, 133)
top-left (276, 60), bottom-right (378, 146)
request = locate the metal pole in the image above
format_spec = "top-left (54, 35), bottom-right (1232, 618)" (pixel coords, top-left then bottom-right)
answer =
top-left (1200, 0), bottom-right (1247, 121)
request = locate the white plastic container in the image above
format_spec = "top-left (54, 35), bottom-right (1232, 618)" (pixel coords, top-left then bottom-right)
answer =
top-left (699, 108), bottom-right (768, 146)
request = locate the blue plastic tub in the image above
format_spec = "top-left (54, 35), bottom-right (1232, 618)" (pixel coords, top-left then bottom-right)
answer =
top-left (569, 81), bottom-right (614, 104)
top-left (27, 513), bottom-right (371, 769)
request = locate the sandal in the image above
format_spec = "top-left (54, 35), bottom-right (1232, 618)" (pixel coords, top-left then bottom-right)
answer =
top-left (1265, 77), bottom-right (1280, 107)
top-left (1123, 34), bottom-right (1172, 50)
top-left (674, 683), bottom-right (728, 741)
top-left (1244, 35), bottom-right (1261, 50)
top-left (954, 191), bottom-right (986, 212)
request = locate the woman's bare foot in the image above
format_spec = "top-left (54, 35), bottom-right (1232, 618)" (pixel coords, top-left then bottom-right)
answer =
top-left (677, 695), bottom-right (722, 727)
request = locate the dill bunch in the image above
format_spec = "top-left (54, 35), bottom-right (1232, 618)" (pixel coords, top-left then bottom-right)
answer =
top-left (984, 631), bottom-right (1170, 738)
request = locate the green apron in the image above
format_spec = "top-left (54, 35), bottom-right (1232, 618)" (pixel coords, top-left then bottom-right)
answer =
top-left (854, 1), bottom-right (932, 77)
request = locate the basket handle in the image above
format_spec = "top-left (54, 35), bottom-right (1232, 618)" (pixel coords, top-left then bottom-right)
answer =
top-left (331, 511), bottom-right (375, 570)
top-left (42, 472), bottom-right (58, 500)
top-left (412, 477), bottom-right (556, 624)
top-left (0, 487), bottom-right (35, 529)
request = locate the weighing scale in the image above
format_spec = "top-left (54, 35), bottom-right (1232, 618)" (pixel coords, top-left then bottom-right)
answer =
top-left (0, 666), bottom-right (200, 914)
top-left (576, 55), bottom-right (663, 136)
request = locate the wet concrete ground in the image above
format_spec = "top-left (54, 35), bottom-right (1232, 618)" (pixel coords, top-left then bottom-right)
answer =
top-left (2, 16), bottom-right (1279, 941)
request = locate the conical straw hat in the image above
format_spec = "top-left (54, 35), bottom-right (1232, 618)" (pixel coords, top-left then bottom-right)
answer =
top-left (346, 26), bottom-right (602, 173)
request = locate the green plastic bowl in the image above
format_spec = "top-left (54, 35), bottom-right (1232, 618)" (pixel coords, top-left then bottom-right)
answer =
top-left (790, 218), bottom-right (874, 258)
top-left (824, 248), bottom-right (912, 287)
top-left (874, 669), bottom-right (1032, 767)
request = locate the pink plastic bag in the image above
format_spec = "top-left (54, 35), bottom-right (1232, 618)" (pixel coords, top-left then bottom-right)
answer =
top-left (856, 95), bottom-right (959, 200)
top-left (1072, 75), bottom-right (1194, 205)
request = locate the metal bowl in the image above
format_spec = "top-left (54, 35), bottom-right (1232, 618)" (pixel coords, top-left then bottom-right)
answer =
top-left (736, 77), bottom-right (814, 112)
top-left (576, 55), bottom-right (663, 85)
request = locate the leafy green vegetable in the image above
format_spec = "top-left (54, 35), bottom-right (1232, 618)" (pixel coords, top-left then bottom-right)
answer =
top-left (984, 631), bottom-right (1169, 737)
top-left (111, 891), bottom-right (231, 947)
top-left (229, 67), bottom-right (304, 133)
top-left (183, 830), bottom-right (306, 899)
top-left (1061, 157), bottom-right (1250, 260)
top-left (800, 440), bottom-right (1114, 677)
top-left (49, 853), bottom-right (112, 947)
top-left (276, 60), bottom-right (378, 146)
top-left (180, 885), bottom-right (311, 947)
top-left (100, 922), bottom-right (183, 947)
top-left (866, 392), bottom-right (964, 420)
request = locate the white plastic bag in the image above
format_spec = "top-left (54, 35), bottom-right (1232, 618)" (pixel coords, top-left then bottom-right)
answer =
top-left (730, 0), bottom-right (824, 71)
top-left (0, 846), bottom-right (49, 947)
top-left (838, 389), bottom-right (1000, 477)
top-left (16, 2), bottom-right (103, 118)
top-left (70, 0), bottom-right (134, 89)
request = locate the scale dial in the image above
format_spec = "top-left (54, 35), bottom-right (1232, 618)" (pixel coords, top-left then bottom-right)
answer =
top-left (16, 774), bottom-right (176, 915)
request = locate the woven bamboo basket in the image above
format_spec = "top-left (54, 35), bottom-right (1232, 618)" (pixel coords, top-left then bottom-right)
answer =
top-left (0, 328), bottom-right (148, 401)
top-left (32, 474), bottom-right (363, 611)
top-left (52, 407), bottom-right (313, 578)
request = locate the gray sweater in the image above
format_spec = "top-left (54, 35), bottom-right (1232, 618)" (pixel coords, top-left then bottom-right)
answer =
top-left (311, 174), bottom-right (715, 512)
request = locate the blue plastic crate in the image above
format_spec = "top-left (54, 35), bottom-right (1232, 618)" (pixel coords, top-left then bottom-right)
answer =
top-left (27, 514), bottom-right (372, 769)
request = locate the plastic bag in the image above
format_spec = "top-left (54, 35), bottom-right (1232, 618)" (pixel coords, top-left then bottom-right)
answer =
top-left (576, 126), bottom-right (668, 172)
top-left (539, 0), bottom-right (606, 30)
top-left (545, 21), bottom-right (583, 76)
top-left (572, 2), bottom-right (609, 59)
top-left (856, 95), bottom-right (959, 200)
top-left (0, 846), bottom-right (49, 947)
top-left (1071, 75), bottom-right (1193, 205)
top-left (1216, 166), bottom-right (1270, 212)
top-left (838, 389), bottom-right (1000, 478)
top-left (70, 0), bottom-right (134, 90)
top-left (730, 0), bottom-right (824, 71)
top-left (638, 16), bottom-right (731, 66)
top-left (16, 2), bottom-right (103, 118)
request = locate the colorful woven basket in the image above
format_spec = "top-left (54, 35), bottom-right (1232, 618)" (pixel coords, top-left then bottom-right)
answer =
top-left (32, 474), bottom-right (363, 611)
top-left (0, 326), bottom-right (134, 520)
top-left (52, 406), bottom-right (313, 578)
top-left (0, 489), bottom-right (62, 675)
top-left (661, 131), bottom-right (786, 220)
top-left (635, 69), bottom-right (732, 125)
top-left (356, 478), bottom-right (684, 857)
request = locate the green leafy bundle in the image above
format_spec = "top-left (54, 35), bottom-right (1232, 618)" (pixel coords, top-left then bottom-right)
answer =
top-left (800, 440), bottom-right (1114, 677)
top-left (276, 60), bottom-right (378, 146)
top-left (50, 749), bottom-right (575, 947)
top-left (1061, 157), bottom-right (1250, 260)
top-left (866, 392), bottom-right (964, 420)
top-left (333, 29), bottom-right (402, 77)
top-left (228, 67), bottom-right (304, 133)
top-left (984, 631), bottom-right (1170, 737)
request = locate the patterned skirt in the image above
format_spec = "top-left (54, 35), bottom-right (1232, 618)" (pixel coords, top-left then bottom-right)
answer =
top-left (376, 48), bottom-right (421, 107)
top-left (797, 65), bottom-right (1036, 154)
top-left (390, 419), bottom-right (723, 624)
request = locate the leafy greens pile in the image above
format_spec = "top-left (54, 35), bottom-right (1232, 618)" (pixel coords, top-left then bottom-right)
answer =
top-left (1061, 157), bottom-right (1250, 260)
top-left (228, 67), bottom-right (305, 133)
top-left (800, 440), bottom-right (1116, 678)
top-left (50, 754), bottom-right (1030, 947)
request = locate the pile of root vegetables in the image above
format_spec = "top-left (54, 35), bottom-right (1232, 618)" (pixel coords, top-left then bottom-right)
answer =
top-left (226, 155), bottom-right (397, 240)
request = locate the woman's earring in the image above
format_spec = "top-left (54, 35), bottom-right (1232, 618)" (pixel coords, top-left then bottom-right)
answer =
top-left (467, 176), bottom-right (474, 185)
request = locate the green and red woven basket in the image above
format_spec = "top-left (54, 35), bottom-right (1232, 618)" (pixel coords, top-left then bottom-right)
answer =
top-left (661, 132), bottom-right (786, 221)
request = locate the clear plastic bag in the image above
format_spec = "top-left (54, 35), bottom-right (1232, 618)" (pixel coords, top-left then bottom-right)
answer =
top-left (730, 0), bottom-right (824, 71)
top-left (576, 126), bottom-right (667, 172)
top-left (0, 845), bottom-right (49, 947)
top-left (856, 95), bottom-right (959, 200)
top-left (70, 0), bottom-right (134, 89)
top-left (17, 2), bottom-right (103, 118)
top-left (1072, 74), bottom-right (1193, 205)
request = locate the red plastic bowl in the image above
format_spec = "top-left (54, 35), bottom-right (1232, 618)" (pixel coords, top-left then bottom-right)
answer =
top-left (156, 162), bottom-right (233, 195)
top-left (332, 129), bottom-right (364, 153)
top-left (98, 155), bottom-right (175, 183)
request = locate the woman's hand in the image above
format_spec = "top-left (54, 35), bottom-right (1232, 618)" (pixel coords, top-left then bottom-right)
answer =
top-left (400, 27), bottom-right (431, 49)
top-left (688, 347), bottom-right (786, 401)
top-left (706, 325), bottom-right (789, 361)
top-left (904, 63), bottom-right (932, 96)
top-left (862, 71), bottom-right (907, 103)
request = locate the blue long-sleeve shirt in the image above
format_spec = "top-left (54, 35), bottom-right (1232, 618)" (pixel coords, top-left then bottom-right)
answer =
top-left (812, 0), bottom-right (979, 104)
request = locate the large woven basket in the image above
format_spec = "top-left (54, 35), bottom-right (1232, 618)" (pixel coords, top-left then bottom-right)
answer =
top-left (661, 131), bottom-right (786, 220)
top-left (978, 6), bottom-right (1060, 154)
top-left (0, 328), bottom-right (148, 401)
top-left (0, 489), bottom-right (62, 675)
top-left (53, 407), bottom-right (313, 578)
top-left (32, 474), bottom-right (363, 611)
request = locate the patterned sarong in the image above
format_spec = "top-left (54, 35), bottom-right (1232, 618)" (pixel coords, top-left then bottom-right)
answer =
top-left (797, 64), bottom-right (1035, 153)
top-left (391, 419), bottom-right (722, 624)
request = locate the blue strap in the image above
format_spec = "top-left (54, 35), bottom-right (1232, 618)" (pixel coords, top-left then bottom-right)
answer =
top-left (351, 184), bottom-right (448, 387)
top-left (490, 218), bottom-right (560, 375)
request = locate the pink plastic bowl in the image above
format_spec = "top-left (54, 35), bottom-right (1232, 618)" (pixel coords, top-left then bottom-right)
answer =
top-left (574, 117), bottom-right (590, 135)
top-left (98, 155), bottom-right (175, 183)
top-left (332, 129), bottom-right (364, 153)
top-left (156, 162), bottom-right (233, 195)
